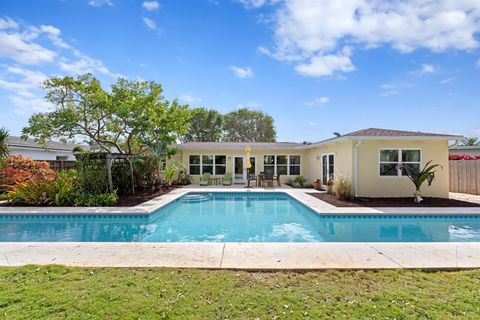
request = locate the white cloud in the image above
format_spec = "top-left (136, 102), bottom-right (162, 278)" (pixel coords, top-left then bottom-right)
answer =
top-left (440, 77), bottom-right (456, 84)
top-left (0, 17), bottom-right (118, 115)
top-left (419, 63), bottom-right (435, 75)
top-left (0, 28), bottom-right (57, 65)
top-left (305, 96), bottom-right (330, 106)
top-left (247, 0), bottom-right (480, 77)
top-left (40, 25), bottom-right (70, 49)
top-left (295, 47), bottom-right (355, 77)
top-left (142, 17), bottom-right (157, 30)
top-left (237, 0), bottom-right (279, 9)
top-left (230, 66), bottom-right (254, 78)
top-left (379, 82), bottom-right (412, 96)
top-left (8, 95), bottom-right (53, 115)
top-left (88, 0), bottom-right (113, 7)
top-left (180, 94), bottom-right (201, 103)
top-left (58, 49), bottom-right (112, 76)
top-left (142, 1), bottom-right (160, 11)
top-left (308, 121), bottom-right (316, 127)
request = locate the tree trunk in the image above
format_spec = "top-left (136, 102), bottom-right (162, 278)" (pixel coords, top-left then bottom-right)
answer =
top-left (106, 155), bottom-right (114, 193)
top-left (127, 156), bottom-right (135, 195)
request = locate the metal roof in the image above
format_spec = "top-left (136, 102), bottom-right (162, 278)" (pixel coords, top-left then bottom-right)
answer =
top-left (177, 141), bottom-right (305, 151)
top-left (7, 136), bottom-right (86, 152)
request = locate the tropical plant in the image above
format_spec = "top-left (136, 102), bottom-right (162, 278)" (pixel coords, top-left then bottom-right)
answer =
top-left (2, 180), bottom-right (54, 205)
top-left (222, 108), bottom-right (276, 142)
top-left (398, 160), bottom-right (442, 203)
top-left (0, 155), bottom-right (57, 188)
top-left (461, 137), bottom-right (480, 146)
top-left (332, 177), bottom-right (352, 200)
top-left (163, 163), bottom-right (178, 187)
top-left (0, 127), bottom-right (9, 160)
top-left (52, 170), bottom-right (81, 205)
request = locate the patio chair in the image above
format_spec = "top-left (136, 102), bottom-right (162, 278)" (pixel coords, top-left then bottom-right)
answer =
top-left (223, 172), bottom-right (232, 186)
top-left (200, 173), bottom-right (211, 186)
top-left (263, 172), bottom-right (274, 187)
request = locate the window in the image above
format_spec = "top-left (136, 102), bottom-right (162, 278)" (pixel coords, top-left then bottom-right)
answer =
top-left (189, 155), bottom-right (226, 175)
top-left (56, 156), bottom-right (68, 161)
top-left (289, 155), bottom-right (301, 175)
top-left (379, 149), bottom-right (421, 177)
top-left (276, 155), bottom-right (288, 175)
top-left (189, 155), bottom-right (201, 175)
top-left (264, 155), bottom-right (275, 174)
top-left (214, 155), bottom-right (226, 175)
top-left (263, 155), bottom-right (301, 176)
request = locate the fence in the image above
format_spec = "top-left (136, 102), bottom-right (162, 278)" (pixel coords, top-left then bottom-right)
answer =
top-left (44, 160), bottom-right (77, 172)
top-left (449, 160), bottom-right (480, 195)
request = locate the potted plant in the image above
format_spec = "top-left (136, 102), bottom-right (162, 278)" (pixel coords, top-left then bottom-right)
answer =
top-left (312, 179), bottom-right (321, 190)
top-left (326, 178), bottom-right (334, 194)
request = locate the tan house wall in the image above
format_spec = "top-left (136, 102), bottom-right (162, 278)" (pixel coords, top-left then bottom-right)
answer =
top-left (356, 139), bottom-right (449, 198)
top-left (178, 149), bottom-right (307, 184)
top-left (178, 139), bottom-right (450, 198)
top-left (303, 140), bottom-right (354, 183)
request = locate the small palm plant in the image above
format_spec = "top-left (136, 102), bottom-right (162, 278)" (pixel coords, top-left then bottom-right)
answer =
top-left (398, 160), bottom-right (442, 203)
top-left (0, 127), bottom-right (10, 160)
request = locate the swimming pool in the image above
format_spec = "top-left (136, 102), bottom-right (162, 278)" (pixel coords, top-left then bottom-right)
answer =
top-left (1, 192), bottom-right (480, 242)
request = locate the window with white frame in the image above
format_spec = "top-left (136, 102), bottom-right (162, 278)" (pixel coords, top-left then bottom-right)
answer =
top-left (289, 155), bottom-right (301, 175)
top-left (379, 149), bottom-right (421, 177)
top-left (263, 155), bottom-right (301, 176)
top-left (189, 155), bottom-right (226, 175)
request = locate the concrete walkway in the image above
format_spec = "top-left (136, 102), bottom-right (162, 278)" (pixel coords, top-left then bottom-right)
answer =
top-left (1, 242), bottom-right (479, 269)
top-left (450, 192), bottom-right (480, 205)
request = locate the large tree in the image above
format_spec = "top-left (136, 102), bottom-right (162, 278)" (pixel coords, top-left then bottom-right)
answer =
top-left (0, 127), bottom-right (9, 160)
top-left (179, 107), bottom-right (223, 142)
top-left (222, 108), bottom-right (276, 142)
top-left (22, 74), bottom-right (191, 154)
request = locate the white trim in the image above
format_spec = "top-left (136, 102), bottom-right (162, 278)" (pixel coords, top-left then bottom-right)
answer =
top-left (378, 148), bottom-right (422, 178)
top-left (353, 140), bottom-right (362, 197)
top-left (321, 153), bottom-right (335, 187)
top-left (233, 155), bottom-right (245, 183)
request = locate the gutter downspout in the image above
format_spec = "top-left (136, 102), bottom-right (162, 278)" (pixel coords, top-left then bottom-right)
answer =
top-left (354, 140), bottom-right (362, 198)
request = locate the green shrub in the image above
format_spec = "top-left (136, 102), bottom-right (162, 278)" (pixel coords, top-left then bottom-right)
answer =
top-left (2, 181), bottom-right (54, 205)
top-left (332, 177), bottom-right (352, 200)
top-left (52, 170), bottom-right (81, 205)
top-left (72, 192), bottom-right (118, 207)
top-left (163, 163), bottom-right (177, 187)
top-left (133, 155), bottom-right (159, 189)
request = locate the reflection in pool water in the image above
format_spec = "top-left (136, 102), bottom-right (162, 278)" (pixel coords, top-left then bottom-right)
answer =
top-left (1, 192), bottom-right (480, 242)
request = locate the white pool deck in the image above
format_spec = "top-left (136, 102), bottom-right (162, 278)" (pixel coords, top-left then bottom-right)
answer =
top-left (1, 186), bottom-right (480, 269)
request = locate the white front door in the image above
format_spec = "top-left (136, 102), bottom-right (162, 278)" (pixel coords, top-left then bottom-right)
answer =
top-left (233, 156), bottom-right (245, 183)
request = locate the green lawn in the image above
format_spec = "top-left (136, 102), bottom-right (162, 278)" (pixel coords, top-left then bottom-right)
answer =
top-left (1, 266), bottom-right (480, 319)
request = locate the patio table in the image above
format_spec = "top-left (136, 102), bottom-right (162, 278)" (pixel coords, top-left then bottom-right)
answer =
top-left (211, 177), bottom-right (222, 185)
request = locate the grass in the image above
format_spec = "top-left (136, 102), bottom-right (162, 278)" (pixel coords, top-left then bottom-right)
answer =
top-left (1, 266), bottom-right (480, 319)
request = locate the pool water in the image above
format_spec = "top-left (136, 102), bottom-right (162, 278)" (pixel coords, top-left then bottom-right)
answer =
top-left (1, 192), bottom-right (480, 242)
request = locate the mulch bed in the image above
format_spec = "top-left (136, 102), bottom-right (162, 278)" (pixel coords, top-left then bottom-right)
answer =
top-left (114, 187), bottom-right (177, 207)
top-left (0, 187), bottom-right (178, 207)
top-left (308, 192), bottom-right (480, 207)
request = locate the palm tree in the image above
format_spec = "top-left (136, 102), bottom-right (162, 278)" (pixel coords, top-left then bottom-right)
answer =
top-left (0, 127), bottom-right (9, 160)
top-left (462, 137), bottom-right (480, 146)
top-left (398, 160), bottom-right (442, 203)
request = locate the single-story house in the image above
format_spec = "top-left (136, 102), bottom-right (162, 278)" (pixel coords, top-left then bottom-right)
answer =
top-left (449, 145), bottom-right (480, 156)
top-left (7, 136), bottom-right (84, 161)
top-left (176, 128), bottom-right (463, 198)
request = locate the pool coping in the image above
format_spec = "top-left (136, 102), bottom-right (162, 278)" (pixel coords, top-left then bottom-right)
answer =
top-left (1, 242), bottom-right (480, 269)
top-left (1, 187), bottom-right (480, 216)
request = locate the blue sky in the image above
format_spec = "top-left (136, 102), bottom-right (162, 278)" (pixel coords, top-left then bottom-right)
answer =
top-left (1, 0), bottom-right (480, 142)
